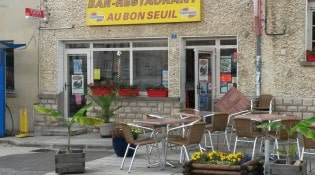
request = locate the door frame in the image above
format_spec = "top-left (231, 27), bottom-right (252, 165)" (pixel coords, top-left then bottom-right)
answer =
top-left (63, 49), bottom-right (91, 118)
top-left (194, 47), bottom-right (216, 111)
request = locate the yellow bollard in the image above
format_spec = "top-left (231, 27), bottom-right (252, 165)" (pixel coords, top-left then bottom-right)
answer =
top-left (15, 108), bottom-right (32, 138)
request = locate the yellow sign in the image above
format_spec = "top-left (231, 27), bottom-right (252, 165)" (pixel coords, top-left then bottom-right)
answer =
top-left (86, 0), bottom-right (201, 26)
top-left (94, 69), bottom-right (101, 80)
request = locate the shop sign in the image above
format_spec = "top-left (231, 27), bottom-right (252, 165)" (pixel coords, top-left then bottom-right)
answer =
top-left (25, 8), bottom-right (45, 20)
top-left (86, 0), bottom-right (201, 26)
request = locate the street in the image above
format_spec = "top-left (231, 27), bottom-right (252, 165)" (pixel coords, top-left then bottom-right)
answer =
top-left (0, 144), bottom-right (113, 175)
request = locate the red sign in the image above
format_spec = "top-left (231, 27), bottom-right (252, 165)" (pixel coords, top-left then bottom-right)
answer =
top-left (220, 73), bottom-right (232, 82)
top-left (25, 8), bottom-right (45, 19)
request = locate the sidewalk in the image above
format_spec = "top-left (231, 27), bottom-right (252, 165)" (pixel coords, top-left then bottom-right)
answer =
top-left (0, 132), bottom-right (185, 175)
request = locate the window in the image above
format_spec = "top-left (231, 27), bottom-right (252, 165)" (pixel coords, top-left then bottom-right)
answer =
top-left (6, 48), bottom-right (14, 94)
top-left (308, 1), bottom-right (315, 50)
top-left (92, 39), bottom-right (168, 92)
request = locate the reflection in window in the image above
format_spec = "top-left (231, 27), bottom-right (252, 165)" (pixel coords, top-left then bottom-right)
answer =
top-left (6, 48), bottom-right (14, 93)
top-left (92, 40), bottom-right (168, 92)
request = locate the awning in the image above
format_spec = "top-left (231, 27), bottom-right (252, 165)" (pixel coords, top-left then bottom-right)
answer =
top-left (0, 41), bottom-right (26, 49)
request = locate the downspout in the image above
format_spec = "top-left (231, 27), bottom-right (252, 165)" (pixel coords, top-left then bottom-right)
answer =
top-left (254, 0), bottom-right (262, 96)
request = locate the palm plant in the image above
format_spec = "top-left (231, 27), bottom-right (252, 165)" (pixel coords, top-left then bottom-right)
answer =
top-left (33, 102), bottom-right (104, 152)
top-left (257, 116), bottom-right (315, 164)
top-left (88, 90), bottom-right (121, 123)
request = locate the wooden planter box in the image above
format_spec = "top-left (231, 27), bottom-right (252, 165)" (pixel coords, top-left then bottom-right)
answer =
top-left (270, 160), bottom-right (306, 175)
top-left (91, 88), bottom-right (112, 96)
top-left (55, 150), bottom-right (85, 174)
top-left (146, 89), bottom-right (168, 97)
top-left (118, 89), bottom-right (139, 97)
top-left (183, 158), bottom-right (264, 175)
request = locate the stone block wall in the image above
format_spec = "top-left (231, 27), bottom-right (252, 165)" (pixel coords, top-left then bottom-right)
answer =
top-left (274, 97), bottom-right (315, 119)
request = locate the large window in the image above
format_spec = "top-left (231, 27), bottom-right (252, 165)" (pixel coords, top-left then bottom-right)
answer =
top-left (308, 1), bottom-right (315, 50)
top-left (92, 39), bottom-right (168, 92)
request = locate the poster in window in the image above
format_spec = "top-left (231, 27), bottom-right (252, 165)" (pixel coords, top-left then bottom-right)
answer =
top-left (199, 59), bottom-right (208, 82)
top-left (73, 59), bottom-right (82, 74)
top-left (72, 75), bottom-right (84, 94)
top-left (220, 56), bottom-right (231, 73)
top-left (200, 82), bottom-right (208, 94)
top-left (220, 82), bottom-right (228, 93)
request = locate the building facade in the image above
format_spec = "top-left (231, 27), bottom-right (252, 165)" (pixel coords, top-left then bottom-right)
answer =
top-left (2, 0), bottom-right (315, 132)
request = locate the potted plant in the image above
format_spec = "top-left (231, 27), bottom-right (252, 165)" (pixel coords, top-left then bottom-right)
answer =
top-left (257, 116), bottom-right (315, 175)
top-left (117, 82), bottom-right (139, 97)
top-left (146, 84), bottom-right (168, 97)
top-left (33, 102), bottom-right (104, 174)
top-left (111, 125), bottom-right (141, 157)
top-left (89, 81), bottom-right (116, 96)
top-left (182, 151), bottom-right (263, 174)
top-left (88, 90), bottom-right (121, 138)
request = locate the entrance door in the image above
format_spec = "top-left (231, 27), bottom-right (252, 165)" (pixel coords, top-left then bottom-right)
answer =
top-left (64, 50), bottom-right (91, 118)
top-left (194, 48), bottom-right (215, 111)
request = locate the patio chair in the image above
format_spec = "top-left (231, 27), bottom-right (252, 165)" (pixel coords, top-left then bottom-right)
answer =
top-left (269, 118), bottom-right (301, 160)
top-left (300, 126), bottom-right (315, 173)
top-left (167, 122), bottom-right (206, 164)
top-left (203, 113), bottom-right (230, 151)
top-left (120, 123), bottom-right (161, 173)
top-left (251, 94), bottom-right (274, 114)
top-left (233, 118), bottom-right (264, 159)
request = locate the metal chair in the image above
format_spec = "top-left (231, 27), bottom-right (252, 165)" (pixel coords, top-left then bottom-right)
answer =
top-left (120, 123), bottom-right (161, 173)
top-left (167, 122), bottom-right (206, 164)
top-left (251, 94), bottom-right (273, 114)
top-left (269, 118), bottom-right (301, 159)
top-left (203, 113), bottom-right (230, 151)
top-left (300, 126), bottom-right (315, 173)
top-left (233, 118), bottom-right (264, 159)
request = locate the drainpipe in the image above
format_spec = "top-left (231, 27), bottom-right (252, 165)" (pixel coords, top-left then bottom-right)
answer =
top-left (254, 0), bottom-right (262, 96)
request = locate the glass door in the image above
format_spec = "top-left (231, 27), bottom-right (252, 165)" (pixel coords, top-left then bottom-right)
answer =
top-left (64, 50), bottom-right (91, 118)
top-left (194, 48), bottom-right (215, 111)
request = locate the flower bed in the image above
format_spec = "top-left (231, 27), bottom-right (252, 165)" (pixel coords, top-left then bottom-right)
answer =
top-left (306, 50), bottom-right (315, 62)
top-left (182, 151), bottom-right (264, 175)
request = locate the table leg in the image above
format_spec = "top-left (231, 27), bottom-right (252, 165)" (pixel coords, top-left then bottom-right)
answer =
top-left (264, 138), bottom-right (270, 175)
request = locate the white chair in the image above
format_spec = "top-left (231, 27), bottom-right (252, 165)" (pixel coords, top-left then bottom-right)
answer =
top-left (203, 113), bottom-right (230, 151)
top-left (300, 126), bottom-right (315, 173)
top-left (120, 123), bottom-right (161, 173)
top-left (233, 118), bottom-right (264, 159)
top-left (167, 122), bottom-right (206, 164)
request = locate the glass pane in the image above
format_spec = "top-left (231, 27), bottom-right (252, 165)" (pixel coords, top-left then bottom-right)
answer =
top-left (313, 26), bottom-right (315, 40)
top-left (186, 40), bottom-right (215, 46)
top-left (93, 42), bottom-right (129, 48)
top-left (133, 40), bottom-right (168, 47)
top-left (93, 51), bottom-right (130, 86)
top-left (220, 49), bottom-right (237, 91)
top-left (313, 11), bottom-right (315, 25)
top-left (65, 43), bottom-right (90, 48)
top-left (133, 50), bottom-right (168, 91)
top-left (220, 39), bottom-right (237, 45)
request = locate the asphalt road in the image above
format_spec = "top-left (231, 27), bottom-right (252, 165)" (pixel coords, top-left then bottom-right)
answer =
top-left (0, 144), bottom-right (113, 175)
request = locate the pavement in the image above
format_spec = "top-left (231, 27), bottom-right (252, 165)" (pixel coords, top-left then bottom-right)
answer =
top-left (1, 131), bottom-right (315, 175)
top-left (0, 131), bottom-right (186, 175)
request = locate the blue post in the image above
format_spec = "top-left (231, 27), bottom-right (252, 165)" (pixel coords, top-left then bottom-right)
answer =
top-left (0, 49), bottom-right (5, 137)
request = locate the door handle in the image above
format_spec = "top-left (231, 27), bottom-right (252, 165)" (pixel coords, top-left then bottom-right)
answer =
top-left (197, 84), bottom-right (201, 94)
top-left (64, 83), bottom-right (71, 90)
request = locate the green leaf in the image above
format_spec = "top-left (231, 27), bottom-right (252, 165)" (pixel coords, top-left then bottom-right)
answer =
top-left (33, 105), bottom-right (64, 120)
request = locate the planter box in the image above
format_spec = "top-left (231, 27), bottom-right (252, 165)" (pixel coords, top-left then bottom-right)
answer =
top-left (91, 88), bottom-right (112, 96)
top-left (306, 52), bottom-right (315, 62)
top-left (55, 149), bottom-right (85, 174)
top-left (183, 157), bottom-right (264, 175)
top-left (270, 160), bottom-right (306, 175)
top-left (146, 89), bottom-right (168, 97)
top-left (118, 89), bottom-right (139, 97)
